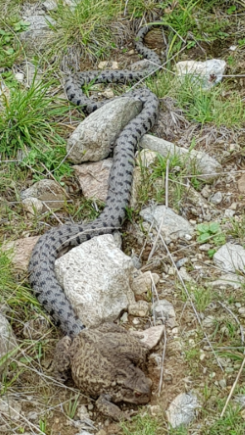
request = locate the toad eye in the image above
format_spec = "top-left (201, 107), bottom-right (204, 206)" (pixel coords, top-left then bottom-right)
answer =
top-left (134, 391), bottom-right (142, 397)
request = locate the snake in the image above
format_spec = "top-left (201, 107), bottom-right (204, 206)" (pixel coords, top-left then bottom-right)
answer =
top-left (28, 24), bottom-right (161, 337)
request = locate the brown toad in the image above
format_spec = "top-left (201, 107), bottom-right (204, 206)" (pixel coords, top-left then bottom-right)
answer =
top-left (53, 323), bottom-right (152, 420)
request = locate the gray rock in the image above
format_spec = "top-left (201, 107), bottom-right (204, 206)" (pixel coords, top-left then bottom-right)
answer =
top-left (209, 191), bottom-right (223, 205)
top-left (152, 299), bottom-right (176, 324)
top-left (55, 235), bottom-right (136, 327)
top-left (140, 135), bottom-right (222, 182)
top-left (67, 98), bottom-right (142, 164)
top-left (140, 205), bottom-right (193, 240)
top-left (176, 59), bottom-right (226, 89)
top-left (22, 197), bottom-right (43, 216)
top-left (74, 158), bottom-right (112, 202)
top-left (166, 392), bottom-right (200, 428)
top-left (0, 313), bottom-right (18, 374)
top-left (210, 273), bottom-right (244, 289)
top-left (213, 243), bottom-right (245, 273)
top-left (21, 179), bottom-right (65, 200)
top-left (131, 325), bottom-right (165, 349)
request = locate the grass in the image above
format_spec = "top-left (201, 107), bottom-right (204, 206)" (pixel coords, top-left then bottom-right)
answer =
top-left (47, 0), bottom-right (119, 62)
top-left (121, 413), bottom-right (159, 435)
top-left (0, 75), bottom-right (75, 181)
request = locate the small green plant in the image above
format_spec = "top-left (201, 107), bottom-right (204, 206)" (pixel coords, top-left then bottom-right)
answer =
top-left (0, 20), bottom-right (30, 67)
top-left (39, 418), bottom-right (47, 434)
top-left (121, 413), bottom-right (158, 435)
top-left (196, 222), bottom-right (226, 246)
top-left (64, 394), bottom-right (80, 418)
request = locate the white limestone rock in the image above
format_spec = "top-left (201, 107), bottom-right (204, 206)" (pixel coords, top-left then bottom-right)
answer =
top-left (67, 97), bottom-right (142, 164)
top-left (140, 205), bottom-right (193, 240)
top-left (55, 234), bottom-right (136, 327)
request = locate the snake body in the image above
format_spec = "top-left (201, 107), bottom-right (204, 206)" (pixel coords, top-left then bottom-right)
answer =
top-left (29, 25), bottom-right (161, 337)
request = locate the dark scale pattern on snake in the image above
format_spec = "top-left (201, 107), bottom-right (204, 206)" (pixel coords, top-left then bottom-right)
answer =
top-left (29, 24), bottom-right (161, 337)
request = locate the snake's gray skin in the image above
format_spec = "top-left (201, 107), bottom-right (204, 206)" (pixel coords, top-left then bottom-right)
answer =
top-left (28, 25), bottom-right (161, 337)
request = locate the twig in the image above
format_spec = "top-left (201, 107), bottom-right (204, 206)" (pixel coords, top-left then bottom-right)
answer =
top-left (220, 356), bottom-right (245, 417)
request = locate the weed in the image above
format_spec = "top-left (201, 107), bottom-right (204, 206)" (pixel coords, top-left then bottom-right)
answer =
top-left (121, 413), bottom-right (158, 435)
top-left (196, 222), bottom-right (226, 246)
top-left (203, 404), bottom-right (245, 435)
top-left (0, 20), bottom-right (29, 67)
top-left (227, 215), bottom-right (245, 243)
top-left (47, 0), bottom-right (118, 62)
top-left (0, 77), bottom-right (73, 181)
top-left (125, 0), bottom-right (164, 20)
top-left (64, 394), bottom-right (80, 419)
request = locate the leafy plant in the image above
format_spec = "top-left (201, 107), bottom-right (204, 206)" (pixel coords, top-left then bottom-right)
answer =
top-left (196, 222), bottom-right (226, 245)
top-left (0, 20), bottom-right (30, 67)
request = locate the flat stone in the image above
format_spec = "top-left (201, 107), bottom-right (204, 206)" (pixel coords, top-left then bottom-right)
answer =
top-left (213, 243), bottom-right (245, 273)
top-left (74, 158), bottom-right (112, 202)
top-left (131, 325), bottom-right (165, 349)
top-left (140, 205), bottom-right (193, 240)
top-left (55, 235), bottom-right (136, 327)
top-left (140, 135), bottom-right (222, 182)
top-left (0, 313), bottom-right (18, 374)
top-left (2, 236), bottom-right (40, 272)
top-left (166, 392), bottom-right (200, 428)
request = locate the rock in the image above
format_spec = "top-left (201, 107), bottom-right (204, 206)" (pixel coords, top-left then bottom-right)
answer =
top-left (213, 243), bottom-right (245, 273)
top-left (131, 325), bottom-right (165, 349)
top-left (135, 149), bottom-right (159, 167)
top-left (224, 209), bottom-right (235, 218)
top-left (0, 313), bottom-right (18, 374)
top-left (0, 396), bottom-right (22, 421)
top-left (176, 59), bottom-right (226, 89)
top-left (15, 72), bottom-right (24, 83)
top-left (98, 61), bottom-right (119, 70)
top-left (140, 135), bottom-right (222, 182)
top-left (20, 14), bottom-right (55, 50)
top-left (130, 167), bottom-right (143, 208)
top-left (128, 300), bottom-right (149, 317)
top-left (238, 307), bottom-right (245, 318)
top-left (209, 273), bottom-right (244, 289)
top-left (21, 179), bottom-right (66, 211)
top-left (166, 392), bottom-right (200, 428)
top-left (178, 267), bottom-right (192, 282)
top-left (2, 236), bottom-right (40, 271)
top-left (42, 0), bottom-right (57, 11)
top-left (140, 205), bottom-right (193, 240)
top-left (55, 234), bottom-right (136, 327)
top-left (202, 315), bottom-right (216, 328)
top-left (76, 404), bottom-right (90, 421)
top-left (22, 197), bottom-right (43, 216)
top-left (175, 257), bottom-right (188, 269)
top-left (152, 300), bottom-right (176, 325)
top-left (209, 192), bottom-right (223, 205)
top-left (21, 179), bottom-right (66, 200)
top-left (238, 174), bottom-right (245, 193)
top-left (74, 158), bottom-right (112, 202)
top-left (67, 98), bottom-right (142, 164)
top-left (130, 270), bottom-right (160, 295)
top-left (148, 404), bottom-right (161, 416)
top-left (120, 312), bottom-right (128, 323)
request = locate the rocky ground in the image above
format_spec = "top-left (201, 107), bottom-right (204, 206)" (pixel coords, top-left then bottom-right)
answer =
top-left (1, 1), bottom-right (245, 434)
